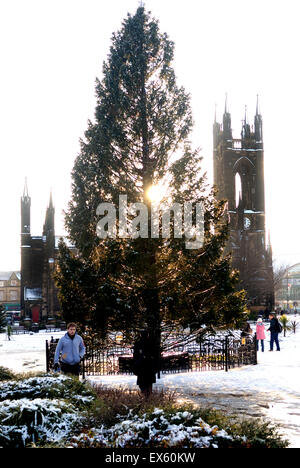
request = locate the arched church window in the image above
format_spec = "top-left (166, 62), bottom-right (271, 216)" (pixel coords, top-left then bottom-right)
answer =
top-left (235, 173), bottom-right (242, 207)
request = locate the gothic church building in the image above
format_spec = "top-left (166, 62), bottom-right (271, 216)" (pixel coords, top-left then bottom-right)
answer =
top-left (213, 99), bottom-right (274, 312)
top-left (20, 181), bottom-right (70, 321)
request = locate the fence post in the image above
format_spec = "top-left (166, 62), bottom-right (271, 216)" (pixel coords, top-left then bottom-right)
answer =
top-left (82, 356), bottom-right (86, 380)
top-left (254, 332), bottom-right (258, 365)
top-left (46, 340), bottom-right (49, 373)
top-left (225, 336), bottom-right (229, 372)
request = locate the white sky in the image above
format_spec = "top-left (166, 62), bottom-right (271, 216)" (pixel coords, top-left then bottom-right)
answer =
top-left (0, 0), bottom-right (299, 270)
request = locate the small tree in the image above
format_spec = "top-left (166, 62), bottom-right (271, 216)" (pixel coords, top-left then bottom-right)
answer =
top-left (290, 320), bottom-right (299, 335)
top-left (279, 315), bottom-right (292, 337)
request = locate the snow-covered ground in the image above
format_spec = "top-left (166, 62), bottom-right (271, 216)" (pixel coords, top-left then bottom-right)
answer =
top-left (0, 330), bottom-right (64, 373)
top-left (0, 320), bottom-right (300, 447)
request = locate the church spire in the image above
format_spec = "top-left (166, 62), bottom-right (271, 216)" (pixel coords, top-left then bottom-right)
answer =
top-left (49, 189), bottom-right (54, 209)
top-left (21, 178), bottom-right (31, 237)
top-left (256, 94), bottom-right (260, 115)
top-left (267, 229), bottom-right (273, 256)
top-left (254, 95), bottom-right (263, 143)
top-left (43, 190), bottom-right (55, 239)
top-left (224, 93), bottom-right (228, 114)
top-left (223, 93), bottom-right (232, 140)
top-left (23, 177), bottom-right (29, 198)
top-left (241, 105), bottom-right (251, 141)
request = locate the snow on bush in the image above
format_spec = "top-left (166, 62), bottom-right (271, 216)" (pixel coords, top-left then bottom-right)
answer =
top-left (69, 408), bottom-right (240, 449)
top-left (0, 398), bottom-right (80, 448)
top-left (0, 374), bottom-right (96, 447)
top-left (0, 374), bottom-right (95, 407)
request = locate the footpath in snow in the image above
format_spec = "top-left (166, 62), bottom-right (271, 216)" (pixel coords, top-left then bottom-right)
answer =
top-left (0, 322), bottom-right (300, 447)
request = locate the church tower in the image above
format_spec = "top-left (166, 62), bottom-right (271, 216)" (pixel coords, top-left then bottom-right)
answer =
top-left (213, 97), bottom-right (274, 312)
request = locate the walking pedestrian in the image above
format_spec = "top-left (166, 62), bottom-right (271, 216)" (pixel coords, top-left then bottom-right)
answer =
top-left (6, 324), bottom-right (12, 341)
top-left (256, 318), bottom-right (265, 352)
top-left (53, 322), bottom-right (85, 376)
top-left (267, 313), bottom-right (281, 352)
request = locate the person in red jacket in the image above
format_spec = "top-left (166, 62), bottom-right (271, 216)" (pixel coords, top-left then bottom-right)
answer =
top-left (256, 318), bottom-right (266, 352)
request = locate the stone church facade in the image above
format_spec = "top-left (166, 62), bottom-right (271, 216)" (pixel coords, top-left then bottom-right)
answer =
top-left (20, 180), bottom-right (72, 321)
top-left (213, 99), bottom-right (274, 312)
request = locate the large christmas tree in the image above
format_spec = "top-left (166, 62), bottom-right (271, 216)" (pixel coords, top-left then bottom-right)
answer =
top-left (55, 6), bottom-right (247, 382)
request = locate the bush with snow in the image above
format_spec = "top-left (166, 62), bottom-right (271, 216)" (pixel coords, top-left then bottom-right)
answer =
top-left (0, 398), bottom-right (80, 448)
top-left (0, 374), bottom-right (95, 407)
top-left (0, 375), bottom-right (289, 448)
top-left (68, 408), bottom-right (247, 449)
top-left (0, 374), bottom-right (96, 448)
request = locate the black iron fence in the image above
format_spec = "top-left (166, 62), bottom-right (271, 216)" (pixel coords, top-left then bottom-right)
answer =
top-left (46, 338), bottom-right (60, 373)
top-left (46, 333), bottom-right (257, 377)
top-left (46, 332), bottom-right (257, 377)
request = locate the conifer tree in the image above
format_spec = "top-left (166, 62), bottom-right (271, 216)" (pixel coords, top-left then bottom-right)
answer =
top-left (55, 7), bottom-right (247, 381)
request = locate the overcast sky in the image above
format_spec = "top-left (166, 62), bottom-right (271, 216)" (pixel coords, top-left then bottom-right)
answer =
top-left (0, 0), bottom-right (299, 270)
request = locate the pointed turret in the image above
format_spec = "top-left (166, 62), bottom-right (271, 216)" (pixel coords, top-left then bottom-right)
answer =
top-left (213, 103), bottom-right (221, 149)
top-left (21, 178), bottom-right (31, 236)
top-left (23, 177), bottom-right (29, 199)
top-left (241, 105), bottom-right (251, 140)
top-left (254, 95), bottom-right (263, 143)
top-left (267, 229), bottom-right (272, 255)
top-left (222, 93), bottom-right (232, 141)
top-left (43, 191), bottom-right (55, 238)
top-left (43, 190), bottom-right (55, 257)
top-left (49, 189), bottom-right (54, 210)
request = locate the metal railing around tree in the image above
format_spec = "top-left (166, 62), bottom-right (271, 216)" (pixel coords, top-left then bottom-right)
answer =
top-left (46, 332), bottom-right (257, 378)
top-left (46, 333), bottom-right (257, 378)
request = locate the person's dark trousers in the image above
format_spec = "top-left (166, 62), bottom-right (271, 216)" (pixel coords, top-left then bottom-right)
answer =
top-left (257, 340), bottom-right (264, 352)
top-left (60, 362), bottom-right (80, 376)
top-left (270, 332), bottom-right (280, 351)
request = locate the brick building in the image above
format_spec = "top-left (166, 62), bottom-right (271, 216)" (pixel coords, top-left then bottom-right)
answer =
top-left (0, 271), bottom-right (21, 312)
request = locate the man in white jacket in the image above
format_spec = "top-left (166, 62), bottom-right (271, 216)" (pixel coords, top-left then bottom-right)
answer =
top-left (53, 322), bottom-right (85, 376)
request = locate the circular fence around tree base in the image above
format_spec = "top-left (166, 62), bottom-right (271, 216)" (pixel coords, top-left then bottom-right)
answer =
top-left (46, 333), bottom-right (257, 378)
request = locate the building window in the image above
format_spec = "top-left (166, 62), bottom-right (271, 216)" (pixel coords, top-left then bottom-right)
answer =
top-left (0, 281), bottom-right (4, 287)
top-left (10, 291), bottom-right (18, 301)
top-left (10, 280), bottom-right (17, 286)
top-left (0, 291), bottom-right (4, 300)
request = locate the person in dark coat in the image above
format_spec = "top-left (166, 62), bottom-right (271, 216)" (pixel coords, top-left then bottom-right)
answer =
top-left (241, 321), bottom-right (253, 338)
top-left (133, 330), bottom-right (158, 397)
top-left (267, 313), bottom-right (281, 351)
